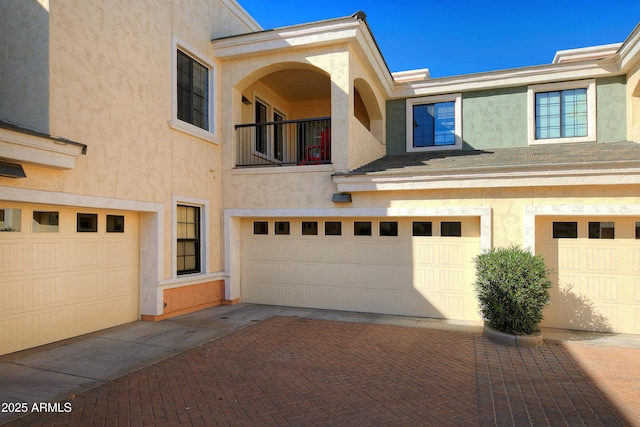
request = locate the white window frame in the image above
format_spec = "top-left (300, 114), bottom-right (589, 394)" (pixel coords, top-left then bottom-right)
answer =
top-left (527, 79), bottom-right (596, 145)
top-left (172, 195), bottom-right (209, 278)
top-left (406, 93), bottom-right (462, 153)
top-left (252, 95), bottom-right (287, 163)
top-left (170, 36), bottom-right (219, 145)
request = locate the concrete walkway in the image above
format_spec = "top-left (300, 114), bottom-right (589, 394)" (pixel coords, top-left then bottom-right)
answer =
top-left (1, 304), bottom-right (639, 425)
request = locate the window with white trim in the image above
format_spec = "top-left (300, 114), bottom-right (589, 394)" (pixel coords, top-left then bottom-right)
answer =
top-left (170, 37), bottom-right (216, 143)
top-left (406, 94), bottom-right (462, 152)
top-left (177, 51), bottom-right (209, 130)
top-left (177, 205), bottom-right (201, 275)
top-left (528, 80), bottom-right (595, 145)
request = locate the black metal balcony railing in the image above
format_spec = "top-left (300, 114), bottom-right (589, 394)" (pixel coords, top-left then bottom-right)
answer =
top-left (235, 117), bottom-right (331, 167)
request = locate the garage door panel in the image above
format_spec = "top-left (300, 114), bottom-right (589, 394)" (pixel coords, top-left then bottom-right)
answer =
top-left (0, 204), bottom-right (140, 355)
top-left (538, 216), bottom-right (640, 333)
top-left (242, 218), bottom-right (481, 321)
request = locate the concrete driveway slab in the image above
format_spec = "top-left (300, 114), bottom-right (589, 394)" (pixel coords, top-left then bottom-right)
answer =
top-left (10, 337), bottom-right (176, 382)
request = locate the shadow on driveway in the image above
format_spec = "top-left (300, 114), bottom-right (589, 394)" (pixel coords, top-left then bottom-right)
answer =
top-left (4, 311), bottom-right (637, 426)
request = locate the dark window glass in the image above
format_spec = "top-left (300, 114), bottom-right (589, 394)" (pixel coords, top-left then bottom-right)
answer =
top-left (380, 221), bottom-right (398, 236)
top-left (636, 222), bottom-right (640, 239)
top-left (588, 222), bottom-right (614, 239)
top-left (32, 211), bottom-right (59, 232)
top-left (177, 205), bottom-right (200, 275)
top-left (412, 221), bottom-right (432, 236)
top-left (77, 213), bottom-right (98, 232)
top-left (413, 101), bottom-right (455, 147)
top-left (255, 101), bottom-right (268, 155)
top-left (177, 51), bottom-right (209, 130)
top-left (325, 221), bottom-right (342, 236)
top-left (553, 222), bottom-right (577, 239)
top-left (354, 221), bottom-right (372, 236)
top-left (302, 221), bottom-right (318, 236)
top-left (441, 221), bottom-right (461, 237)
top-left (106, 215), bottom-right (125, 233)
top-left (275, 221), bottom-right (290, 235)
top-left (253, 221), bottom-right (268, 235)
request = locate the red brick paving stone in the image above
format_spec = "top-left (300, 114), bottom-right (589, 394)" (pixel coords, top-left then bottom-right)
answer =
top-left (473, 335), bottom-right (633, 426)
top-left (7, 317), bottom-right (638, 426)
top-left (561, 342), bottom-right (640, 425)
top-left (8, 317), bottom-right (478, 426)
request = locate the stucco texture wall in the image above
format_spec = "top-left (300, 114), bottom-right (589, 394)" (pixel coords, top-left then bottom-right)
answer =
top-left (350, 184), bottom-right (640, 249)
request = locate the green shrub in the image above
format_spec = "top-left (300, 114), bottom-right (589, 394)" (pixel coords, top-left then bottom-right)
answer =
top-left (473, 246), bottom-right (552, 335)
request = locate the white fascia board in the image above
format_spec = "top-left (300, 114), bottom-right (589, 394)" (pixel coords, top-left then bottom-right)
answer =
top-left (617, 23), bottom-right (640, 73)
top-left (333, 167), bottom-right (640, 192)
top-left (0, 127), bottom-right (85, 169)
top-left (552, 43), bottom-right (622, 64)
top-left (391, 60), bottom-right (620, 99)
top-left (212, 20), bottom-right (360, 58)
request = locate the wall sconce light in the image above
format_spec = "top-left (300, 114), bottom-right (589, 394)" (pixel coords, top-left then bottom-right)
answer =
top-left (332, 193), bottom-right (352, 203)
top-left (242, 95), bottom-right (252, 105)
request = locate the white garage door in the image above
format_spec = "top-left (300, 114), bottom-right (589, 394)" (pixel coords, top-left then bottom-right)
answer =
top-left (536, 216), bottom-right (640, 334)
top-left (0, 203), bottom-right (140, 355)
top-left (241, 217), bottom-right (481, 321)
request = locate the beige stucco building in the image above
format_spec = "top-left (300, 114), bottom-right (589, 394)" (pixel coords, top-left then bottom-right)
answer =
top-left (1, 1), bottom-right (640, 355)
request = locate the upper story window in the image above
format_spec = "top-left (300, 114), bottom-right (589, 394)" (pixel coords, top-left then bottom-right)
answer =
top-left (406, 94), bottom-right (462, 152)
top-left (177, 51), bottom-right (209, 130)
top-left (528, 79), bottom-right (595, 145)
top-left (170, 37), bottom-right (217, 144)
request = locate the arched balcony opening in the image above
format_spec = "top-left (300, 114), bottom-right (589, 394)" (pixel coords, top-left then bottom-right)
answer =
top-left (235, 64), bottom-right (332, 167)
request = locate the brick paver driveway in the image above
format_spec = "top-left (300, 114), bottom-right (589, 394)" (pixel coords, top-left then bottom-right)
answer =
top-left (7, 316), bottom-right (639, 426)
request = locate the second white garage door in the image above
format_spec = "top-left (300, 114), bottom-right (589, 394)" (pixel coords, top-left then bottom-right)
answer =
top-left (536, 216), bottom-right (640, 334)
top-left (241, 217), bottom-right (481, 321)
top-left (0, 203), bottom-right (140, 356)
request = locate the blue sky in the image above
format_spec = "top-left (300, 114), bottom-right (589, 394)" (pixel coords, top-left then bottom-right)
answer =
top-left (237, 1), bottom-right (640, 78)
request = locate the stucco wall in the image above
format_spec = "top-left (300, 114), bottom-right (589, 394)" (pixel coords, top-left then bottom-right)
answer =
top-left (0, 0), bottom-right (258, 315)
top-left (596, 75), bottom-right (627, 142)
top-left (0, 0), bottom-right (50, 133)
top-left (386, 77), bottom-right (628, 155)
top-left (462, 87), bottom-right (528, 149)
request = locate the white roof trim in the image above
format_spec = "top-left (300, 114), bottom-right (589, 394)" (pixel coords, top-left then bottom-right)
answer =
top-left (392, 69), bottom-right (430, 82)
top-left (333, 167), bottom-right (640, 192)
top-left (0, 126), bottom-right (85, 169)
top-left (552, 43), bottom-right (622, 64)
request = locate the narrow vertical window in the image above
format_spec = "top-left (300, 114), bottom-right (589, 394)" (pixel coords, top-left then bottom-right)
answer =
top-left (177, 51), bottom-right (209, 130)
top-left (255, 101), bottom-right (268, 155)
top-left (177, 205), bottom-right (200, 275)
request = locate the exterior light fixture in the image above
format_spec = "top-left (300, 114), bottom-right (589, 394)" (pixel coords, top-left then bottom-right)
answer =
top-left (332, 193), bottom-right (352, 203)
